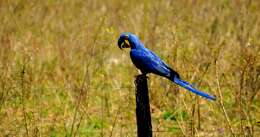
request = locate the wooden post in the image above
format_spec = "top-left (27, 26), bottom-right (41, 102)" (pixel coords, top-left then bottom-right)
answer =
top-left (134, 74), bottom-right (152, 137)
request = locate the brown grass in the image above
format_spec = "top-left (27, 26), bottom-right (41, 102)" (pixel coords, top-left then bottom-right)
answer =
top-left (0, 0), bottom-right (259, 136)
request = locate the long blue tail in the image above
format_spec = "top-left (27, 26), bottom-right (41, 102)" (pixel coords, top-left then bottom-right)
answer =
top-left (172, 77), bottom-right (216, 101)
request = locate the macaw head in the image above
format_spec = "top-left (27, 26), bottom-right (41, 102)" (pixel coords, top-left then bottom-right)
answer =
top-left (118, 32), bottom-right (140, 49)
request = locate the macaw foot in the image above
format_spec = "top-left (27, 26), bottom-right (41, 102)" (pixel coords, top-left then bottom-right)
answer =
top-left (135, 74), bottom-right (148, 79)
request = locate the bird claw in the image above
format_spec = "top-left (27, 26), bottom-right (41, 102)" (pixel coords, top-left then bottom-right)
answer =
top-left (135, 74), bottom-right (148, 79)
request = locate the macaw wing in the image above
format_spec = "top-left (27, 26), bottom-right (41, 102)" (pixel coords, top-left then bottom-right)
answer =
top-left (130, 49), bottom-right (170, 76)
top-left (148, 49), bottom-right (172, 70)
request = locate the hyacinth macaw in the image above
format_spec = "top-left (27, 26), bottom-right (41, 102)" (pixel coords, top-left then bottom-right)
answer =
top-left (117, 32), bottom-right (216, 101)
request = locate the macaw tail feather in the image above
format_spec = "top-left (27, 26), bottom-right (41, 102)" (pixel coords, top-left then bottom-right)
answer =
top-left (171, 76), bottom-right (216, 101)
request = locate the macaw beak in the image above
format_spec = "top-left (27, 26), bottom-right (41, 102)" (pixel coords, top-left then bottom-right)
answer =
top-left (122, 39), bottom-right (131, 48)
top-left (118, 35), bottom-right (130, 50)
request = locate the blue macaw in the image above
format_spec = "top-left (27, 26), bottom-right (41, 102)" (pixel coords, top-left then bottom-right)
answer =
top-left (117, 32), bottom-right (216, 101)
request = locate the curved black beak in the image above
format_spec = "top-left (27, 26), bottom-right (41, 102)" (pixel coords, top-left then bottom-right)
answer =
top-left (118, 35), bottom-right (129, 50)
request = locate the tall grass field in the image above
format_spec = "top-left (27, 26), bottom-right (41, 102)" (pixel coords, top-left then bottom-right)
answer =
top-left (0, 0), bottom-right (259, 136)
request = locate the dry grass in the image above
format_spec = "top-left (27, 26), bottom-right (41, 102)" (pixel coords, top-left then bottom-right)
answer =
top-left (0, 0), bottom-right (259, 136)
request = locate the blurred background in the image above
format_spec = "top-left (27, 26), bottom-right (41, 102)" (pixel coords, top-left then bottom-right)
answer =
top-left (0, 0), bottom-right (259, 136)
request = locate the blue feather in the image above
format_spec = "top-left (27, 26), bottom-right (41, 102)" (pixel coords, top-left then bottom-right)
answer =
top-left (172, 77), bottom-right (216, 101)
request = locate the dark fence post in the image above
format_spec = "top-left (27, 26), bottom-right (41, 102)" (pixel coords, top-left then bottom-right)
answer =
top-left (134, 74), bottom-right (152, 137)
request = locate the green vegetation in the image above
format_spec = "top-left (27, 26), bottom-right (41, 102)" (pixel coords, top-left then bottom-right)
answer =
top-left (0, 0), bottom-right (259, 136)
